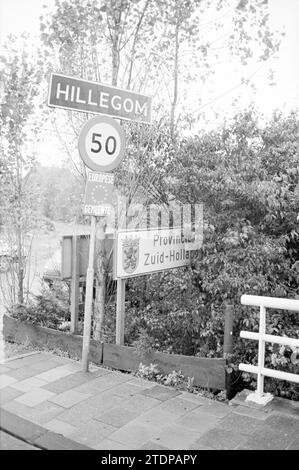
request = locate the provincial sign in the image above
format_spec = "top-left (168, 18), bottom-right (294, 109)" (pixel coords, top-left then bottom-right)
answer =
top-left (83, 172), bottom-right (115, 216)
top-left (115, 227), bottom-right (203, 279)
top-left (48, 73), bottom-right (152, 123)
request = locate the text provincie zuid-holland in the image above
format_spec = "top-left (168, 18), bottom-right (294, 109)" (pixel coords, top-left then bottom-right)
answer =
top-left (118, 227), bottom-right (203, 278)
top-left (143, 231), bottom-right (202, 266)
top-left (48, 73), bottom-right (152, 123)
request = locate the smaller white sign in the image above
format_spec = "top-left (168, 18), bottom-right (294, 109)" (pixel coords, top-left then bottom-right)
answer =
top-left (115, 227), bottom-right (202, 279)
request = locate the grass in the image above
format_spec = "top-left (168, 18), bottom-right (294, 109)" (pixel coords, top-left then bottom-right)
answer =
top-left (0, 341), bottom-right (37, 361)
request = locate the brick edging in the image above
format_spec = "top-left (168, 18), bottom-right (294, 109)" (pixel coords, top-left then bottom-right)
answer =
top-left (0, 409), bottom-right (92, 450)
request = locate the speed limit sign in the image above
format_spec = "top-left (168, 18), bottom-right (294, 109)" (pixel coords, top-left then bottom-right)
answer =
top-left (78, 115), bottom-right (126, 172)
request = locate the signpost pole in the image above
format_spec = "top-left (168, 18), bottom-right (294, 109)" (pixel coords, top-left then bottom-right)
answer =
top-left (70, 235), bottom-right (80, 334)
top-left (82, 216), bottom-right (96, 372)
top-left (116, 278), bottom-right (126, 345)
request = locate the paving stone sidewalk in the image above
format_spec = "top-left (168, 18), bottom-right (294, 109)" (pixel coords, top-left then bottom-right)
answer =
top-left (0, 430), bottom-right (40, 450)
top-left (0, 351), bottom-right (298, 450)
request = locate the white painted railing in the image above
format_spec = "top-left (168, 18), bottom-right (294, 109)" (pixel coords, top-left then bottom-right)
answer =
top-left (239, 295), bottom-right (299, 405)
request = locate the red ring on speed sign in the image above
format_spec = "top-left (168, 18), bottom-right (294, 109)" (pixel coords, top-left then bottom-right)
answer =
top-left (78, 115), bottom-right (126, 172)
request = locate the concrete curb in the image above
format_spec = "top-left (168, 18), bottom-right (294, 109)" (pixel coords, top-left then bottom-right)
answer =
top-left (229, 389), bottom-right (299, 417)
top-left (0, 351), bottom-right (41, 365)
top-left (0, 409), bottom-right (92, 450)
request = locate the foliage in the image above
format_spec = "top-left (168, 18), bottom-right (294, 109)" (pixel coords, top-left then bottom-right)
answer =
top-left (36, 0), bottom-right (285, 352)
top-left (118, 110), bottom-right (299, 399)
top-left (0, 35), bottom-right (44, 303)
top-left (27, 165), bottom-right (85, 223)
top-left (135, 363), bottom-right (227, 400)
top-left (135, 363), bottom-right (194, 392)
top-left (170, 109), bottom-right (299, 399)
top-left (132, 328), bottom-right (159, 357)
top-left (168, 110), bottom-right (298, 300)
top-left (8, 281), bottom-right (70, 329)
top-left (124, 268), bottom-right (221, 356)
top-left (97, 110), bottom-right (299, 399)
top-left (40, 0), bottom-right (281, 133)
top-left (135, 363), bottom-right (161, 381)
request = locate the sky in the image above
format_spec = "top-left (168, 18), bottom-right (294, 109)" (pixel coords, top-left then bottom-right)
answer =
top-left (0, 0), bottom-right (298, 166)
top-left (257, 0), bottom-right (299, 114)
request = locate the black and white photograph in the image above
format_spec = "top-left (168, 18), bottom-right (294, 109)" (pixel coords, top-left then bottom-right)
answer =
top-left (0, 0), bottom-right (298, 454)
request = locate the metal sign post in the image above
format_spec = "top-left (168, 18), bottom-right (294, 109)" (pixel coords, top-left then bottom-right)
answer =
top-left (81, 216), bottom-right (96, 372)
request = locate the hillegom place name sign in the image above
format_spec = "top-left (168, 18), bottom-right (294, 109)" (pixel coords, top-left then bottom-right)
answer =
top-left (115, 228), bottom-right (203, 279)
top-left (48, 73), bottom-right (151, 123)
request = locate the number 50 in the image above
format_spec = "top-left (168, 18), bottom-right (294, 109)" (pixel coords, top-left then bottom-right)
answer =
top-left (91, 133), bottom-right (117, 155)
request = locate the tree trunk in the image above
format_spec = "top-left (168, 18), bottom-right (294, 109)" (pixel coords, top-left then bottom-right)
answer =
top-left (112, 44), bottom-right (120, 87)
top-left (16, 152), bottom-right (24, 305)
top-left (16, 224), bottom-right (24, 305)
top-left (127, 0), bottom-right (150, 89)
top-left (93, 219), bottom-right (106, 341)
top-left (111, 2), bottom-right (122, 86)
top-left (170, 20), bottom-right (180, 140)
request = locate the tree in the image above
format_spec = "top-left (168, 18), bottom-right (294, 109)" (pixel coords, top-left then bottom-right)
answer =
top-left (27, 165), bottom-right (85, 222)
top-left (0, 36), bottom-right (44, 304)
top-left (112, 109), bottom-right (298, 401)
top-left (147, 0), bottom-right (204, 138)
top-left (40, 0), bottom-right (172, 340)
top-left (38, 0), bottom-right (283, 340)
top-left (147, 0), bottom-right (281, 137)
top-left (40, 0), bottom-right (281, 141)
top-left (40, 0), bottom-right (153, 87)
top-left (167, 109), bottom-right (299, 305)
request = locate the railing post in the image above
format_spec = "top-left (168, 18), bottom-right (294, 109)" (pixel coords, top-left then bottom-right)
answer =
top-left (245, 303), bottom-right (273, 405)
top-left (223, 303), bottom-right (234, 357)
top-left (239, 294), bottom-right (299, 405)
top-left (256, 305), bottom-right (266, 398)
top-left (224, 303), bottom-right (234, 400)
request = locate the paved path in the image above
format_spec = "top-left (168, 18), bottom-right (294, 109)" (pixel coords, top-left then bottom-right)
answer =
top-left (0, 352), bottom-right (298, 450)
top-left (0, 430), bottom-right (40, 450)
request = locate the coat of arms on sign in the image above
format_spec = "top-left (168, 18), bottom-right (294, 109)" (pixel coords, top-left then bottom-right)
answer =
top-left (122, 236), bottom-right (139, 274)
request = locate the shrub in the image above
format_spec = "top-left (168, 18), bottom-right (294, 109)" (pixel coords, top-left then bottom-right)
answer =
top-left (9, 281), bottom-right (70, 329)
top-left (135, 363), bottom-right (194, 392)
